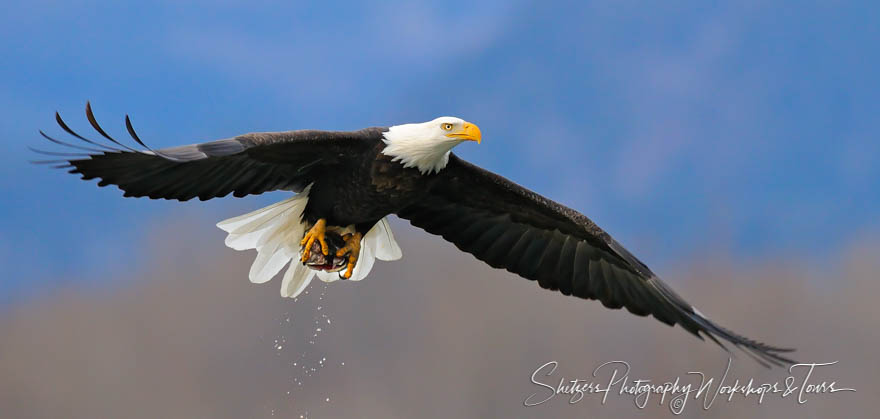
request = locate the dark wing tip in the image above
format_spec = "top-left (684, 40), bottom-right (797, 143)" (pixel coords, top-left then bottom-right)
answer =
top-left (85, 101), bottom-right (110, 139)
top-left (27, 146), bottom-right (89, 157)
top-left (46, 104), bottom-right (134, 153)
top-left (123, 114), bottom-right (183, 162)
top-left (124, 114), bottom-right (143, 146)
top-left (648, 277), bottom-right (797, 368)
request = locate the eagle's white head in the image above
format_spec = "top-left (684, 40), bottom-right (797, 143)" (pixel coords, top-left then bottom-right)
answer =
top-left (381, 117), bottom-right (482, 174)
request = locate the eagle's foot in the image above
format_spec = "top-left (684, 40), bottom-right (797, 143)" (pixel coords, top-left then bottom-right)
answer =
top-left (336, 232), bottom-right (362, 279)
top-left (300, 218), bottom-right (329, 263)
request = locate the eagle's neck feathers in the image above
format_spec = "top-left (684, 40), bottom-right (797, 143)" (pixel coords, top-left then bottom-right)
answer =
top-left (380, 124), bottom-right (463, 174)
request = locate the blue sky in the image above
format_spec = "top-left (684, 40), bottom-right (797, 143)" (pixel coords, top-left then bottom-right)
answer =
top-left (1, 1), bottom-right (877, 300)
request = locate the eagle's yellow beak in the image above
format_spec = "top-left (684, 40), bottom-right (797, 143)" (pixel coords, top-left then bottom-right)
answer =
top-left (447, 122), bottom-right (481, 144)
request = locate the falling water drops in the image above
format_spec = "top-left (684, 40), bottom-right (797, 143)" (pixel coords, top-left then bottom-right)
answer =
top-left (271, 282), bottom-right (342, 417)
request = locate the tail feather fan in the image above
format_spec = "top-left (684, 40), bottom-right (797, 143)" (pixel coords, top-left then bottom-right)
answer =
top-left (216, 185), bottom-right (402, 297)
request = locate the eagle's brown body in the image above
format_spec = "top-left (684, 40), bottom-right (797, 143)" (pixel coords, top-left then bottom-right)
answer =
top-left (304, 136), bottom-right (435, 235)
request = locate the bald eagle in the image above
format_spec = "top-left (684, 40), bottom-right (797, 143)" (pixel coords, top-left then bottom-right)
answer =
top-left (33, 103), bottom-right (795, 367)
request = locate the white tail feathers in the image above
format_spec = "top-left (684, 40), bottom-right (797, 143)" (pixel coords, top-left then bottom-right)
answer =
top-left (216, 185), bottom-right (402, 298)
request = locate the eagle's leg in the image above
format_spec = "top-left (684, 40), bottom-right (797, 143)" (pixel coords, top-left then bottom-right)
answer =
top-left (300, 218), bottom-right (329, 263)
top-left (336, 232), bottom-right (363, 279)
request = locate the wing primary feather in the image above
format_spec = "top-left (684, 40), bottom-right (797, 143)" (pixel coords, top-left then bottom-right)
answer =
top-left (598, 259), bottom-right (624, 308)
top-left (124, 114), bottom-right (187, 162)
top-left (480, 225), bottom-right (525, 268)
top-left (27, 147), bottom-right (90, 157)
top-left (534, 232), bottom-right (564, 290)
top-left (737, 346), bottom-right (773, 369)
top-left (555, 235), bottom-right (577, 295)
top-left (200, 162), bottom-right (247, 200)
top-left (571, 241), bottom-right (594, 299)
top-left (588, 257), bottom-right (614, 307)
top-left (165, 158), bottom-right (232, 200)
top-left (517, 230), bottom-right (550, 278)
top-left (239, 166), bottom-right (279, 197)
top-left (448, 215), bottom-right (491, 244)
top-left (465, 219), bottom-right (508, 258)
top-left (28, 159), bottom-right (74, 169)
top-left (84, 102), bottom-right (140, 153)
top-left (30, 159), bottom-right (75, 164)
top-left (55, 111), bottom-right (128, 152)
top-left (504, 228), bottom-right (533, 265)
top-left (621, 278), bottom-right (653, 316)
top-left (38, 130), bottom-right (111, 153)
top-left (647, 278), bottom-right (795, 366)
top-left (230, 160), bottom-right (266, 197)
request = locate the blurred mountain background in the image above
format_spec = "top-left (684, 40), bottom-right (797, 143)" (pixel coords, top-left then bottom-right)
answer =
top-left (1, 1), bottom-right (876, 417)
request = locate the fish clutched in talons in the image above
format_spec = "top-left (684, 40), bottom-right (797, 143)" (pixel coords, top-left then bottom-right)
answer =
top-left (300, 218), bottom-right (328, 263)
top-left (300, 221), bottom-right (363, 279)
top-left (302, 230), bottom-right (349, 273)
top-left (336, 232), bottom-right (363, 279)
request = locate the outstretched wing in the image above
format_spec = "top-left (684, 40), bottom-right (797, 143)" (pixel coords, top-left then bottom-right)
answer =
top-left (397, 154), bottom-right (795, 367)
top-left (31, 103), bottom-right (380, 201)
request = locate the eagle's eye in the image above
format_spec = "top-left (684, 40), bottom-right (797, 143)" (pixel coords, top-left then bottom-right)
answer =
top-left (442, 123), bottom-right (454, 131)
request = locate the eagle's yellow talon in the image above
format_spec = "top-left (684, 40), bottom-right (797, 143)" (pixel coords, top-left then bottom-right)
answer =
top-left (342, 258), bottom-right (357, 279)
top-left (300, 218), bottom-right (328, 263)
top-left (336, 232), bottom-right (362, 279)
